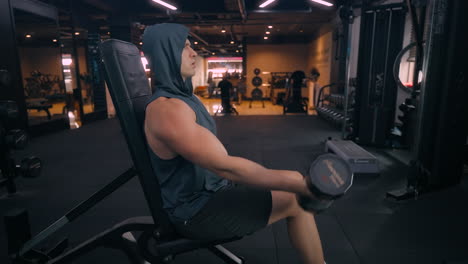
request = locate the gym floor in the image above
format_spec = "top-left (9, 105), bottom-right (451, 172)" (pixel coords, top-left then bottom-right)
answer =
top-left (1, 116), bottom-right (467, 264)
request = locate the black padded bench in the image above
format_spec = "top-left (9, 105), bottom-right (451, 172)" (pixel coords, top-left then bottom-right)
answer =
top-left (98, 39), bottom-right (246, 263)
top-left (26, 103), bottom-right (52, 120)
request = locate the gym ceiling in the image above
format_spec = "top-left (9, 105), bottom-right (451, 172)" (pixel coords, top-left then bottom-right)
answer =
top-left (34, 0), bottom-right (349, 56)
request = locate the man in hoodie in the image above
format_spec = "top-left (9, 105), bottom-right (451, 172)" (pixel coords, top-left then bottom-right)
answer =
top-left (143, 23), bottom-right (324, 264)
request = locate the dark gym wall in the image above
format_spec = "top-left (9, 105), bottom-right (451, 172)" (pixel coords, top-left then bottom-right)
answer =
top-left (0, 0), bottom-right (28, 128)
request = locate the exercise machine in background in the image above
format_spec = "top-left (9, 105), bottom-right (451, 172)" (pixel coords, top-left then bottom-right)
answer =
top-left (388, 0), bottom-right (468, 199)
top-left (353, 3), bottom-right (406, 147)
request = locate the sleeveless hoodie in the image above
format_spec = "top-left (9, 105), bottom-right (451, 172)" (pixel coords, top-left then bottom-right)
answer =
top-left (142, 23), bottom-right (228, 222)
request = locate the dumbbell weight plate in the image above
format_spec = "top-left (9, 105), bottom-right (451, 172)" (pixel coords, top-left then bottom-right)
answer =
top-left (251, 76), bottom-right (263, 87)
top-left (251, 88), bottom-right (263, 99)
top-left (20, 156), bottom-right (42, 178)
top-left (6, 129), bottom-right (28, 149)
top-left (307, 154), bottom-right (353, 200)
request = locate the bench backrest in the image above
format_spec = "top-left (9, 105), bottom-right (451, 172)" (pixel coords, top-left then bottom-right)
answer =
top-left (100, 39), bottom-right (172, 231)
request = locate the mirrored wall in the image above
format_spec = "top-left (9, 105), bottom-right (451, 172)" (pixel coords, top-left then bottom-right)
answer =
top-left (13, 8), bottom-right (69, 128)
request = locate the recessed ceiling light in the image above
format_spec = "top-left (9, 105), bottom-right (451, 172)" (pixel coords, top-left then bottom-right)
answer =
top-left (25, 34), bottom-right (31, 38)
top-left (194, 41), bottom-right (199, 44)
top-left (310, 0), bottom-right (333, 7)
top-left (75, 32), bottom-right (80, 35)
top-left (152, 0), bottom-right (177, 10)
top-left (264, 36), bottom-right (268, 40)
top-left (52, 39), bottom-right (57, 42)
top-left (266, 31), bottom-right (271, 34)
top-left (212, 52), bottom-right (215, 55)
top-left (268, 25), bottom-right (273, 29)
top-left (230, 40), bottom-right (235, 44)
top-left (236, 50), bottom-right (239, 53)
top-left (221, 27), bottom-right (226, 33)
top-left (139, 42), bottom-right (143, 45)
top-left (259, 0), bottom-right (276, 8)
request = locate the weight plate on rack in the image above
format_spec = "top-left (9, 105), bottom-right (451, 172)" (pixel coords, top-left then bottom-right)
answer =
top-left (251, 76), bottom-right (262, 87)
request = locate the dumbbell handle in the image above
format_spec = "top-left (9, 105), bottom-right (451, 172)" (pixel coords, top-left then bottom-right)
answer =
top-left (297, 194), bottom-right (334, 214)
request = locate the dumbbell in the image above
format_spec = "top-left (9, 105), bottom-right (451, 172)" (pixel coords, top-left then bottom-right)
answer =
top-left (298, 154), bottom-right (353, 213)
top-left (16, 156), bottom-right (42, 178)
top-left (6, 129), bottom-right (28, 149)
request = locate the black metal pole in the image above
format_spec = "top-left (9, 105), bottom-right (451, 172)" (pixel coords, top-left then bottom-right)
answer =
top-left (18, 167), bottom-right (137, 256)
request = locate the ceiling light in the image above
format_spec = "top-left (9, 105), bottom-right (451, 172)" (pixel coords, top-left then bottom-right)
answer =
top-left (194, 41), bottom-right (198, 44)
top-left (152, 0), bottom-right (177, 10)
top-left (268, 25), bottom-right (273, 29)
top-left (259, 0), bottom-right (276, 8)
top-left (25, 34), bottom-right (31, 38)
top-left (107, 32), bottom-right (110, 35)
top-left (221, 27), bottom-right (226, 33)
top-left (62, 58), bottom-right (73, 66)
top-left (310, 0), bottom-right (333, 7)
top-left (139, 42), bottom-right (143, 45)
top-left (74, 32), bottom-right (80, 35)
top-left (52, 39), bottom-right (57, 42)
top-left (236, 50), bottom-right (239, 53)
top-left (266, 31), bottom-right (271, 34)
top-left (264, 36), bottom-right (268, 40)
top-left (230, 40), bottom-right (235, 44)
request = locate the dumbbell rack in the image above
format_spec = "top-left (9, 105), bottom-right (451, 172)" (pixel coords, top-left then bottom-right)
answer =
top-left (316, 83), bottom-right (354, 135)
top-left (0, 101), bottom-right (42, 196)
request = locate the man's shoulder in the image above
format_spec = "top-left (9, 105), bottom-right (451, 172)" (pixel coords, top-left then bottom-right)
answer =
top-left (146, 97), bottom-right (194, 120)
top-left (145, 97), bottom-right (197, 139)
top-left (148, 96), bottom-right (186, 109)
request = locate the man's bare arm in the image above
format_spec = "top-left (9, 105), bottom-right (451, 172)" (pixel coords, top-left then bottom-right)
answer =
top-left (145, 98), bottom-right (311, 196)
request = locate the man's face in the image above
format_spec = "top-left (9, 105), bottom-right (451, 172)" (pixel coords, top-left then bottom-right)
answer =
top-left (180, 39), bottom-right (197, 80)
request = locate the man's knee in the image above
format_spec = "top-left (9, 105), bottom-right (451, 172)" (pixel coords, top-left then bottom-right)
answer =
top-left (270, 191), bottom-right (303, 223)
top-left (286, 193), bottom-right (305, 217)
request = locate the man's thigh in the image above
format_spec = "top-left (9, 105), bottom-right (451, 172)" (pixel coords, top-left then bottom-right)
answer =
top-left (175, 185), bottom-right (272, 240)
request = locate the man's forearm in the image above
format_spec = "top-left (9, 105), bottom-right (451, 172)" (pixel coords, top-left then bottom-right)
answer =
top-left (215, 156), bottom-right (310, 196)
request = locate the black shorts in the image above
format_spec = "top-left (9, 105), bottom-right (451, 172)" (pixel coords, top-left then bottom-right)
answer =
top-left (173, 184), bottom-right (272, 240)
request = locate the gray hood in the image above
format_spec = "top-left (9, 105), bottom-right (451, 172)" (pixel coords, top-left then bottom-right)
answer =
top-left (142, 23), bottom-right (193, 96)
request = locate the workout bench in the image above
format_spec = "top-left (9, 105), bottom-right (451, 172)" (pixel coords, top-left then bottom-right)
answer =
top-left (26, 103), bottom-right (52, 120)
top-left (99, 39), bottom-right (245, 263)
top-left (4, 39), bottom-right (245, 264)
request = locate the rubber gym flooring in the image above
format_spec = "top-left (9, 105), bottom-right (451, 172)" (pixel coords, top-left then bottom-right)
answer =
top-left (1, 116), bottom-right (467, 264)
